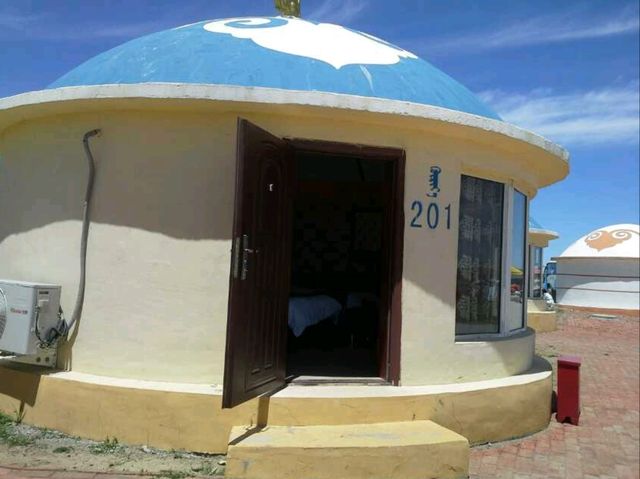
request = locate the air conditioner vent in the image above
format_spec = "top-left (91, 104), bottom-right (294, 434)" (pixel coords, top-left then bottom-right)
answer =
top-left (0, 280), bottom-right (61, 355)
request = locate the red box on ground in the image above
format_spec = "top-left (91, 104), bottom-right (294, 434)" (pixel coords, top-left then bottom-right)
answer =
top-left (557, 355), bottom-right (581, 425)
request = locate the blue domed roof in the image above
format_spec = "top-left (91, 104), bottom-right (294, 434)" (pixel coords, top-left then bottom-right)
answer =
top-left (49, 17), bottom-right (500, 120)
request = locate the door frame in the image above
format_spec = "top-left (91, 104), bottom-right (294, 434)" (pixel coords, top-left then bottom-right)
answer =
top-left (285, 138), bottom-right (405, 385)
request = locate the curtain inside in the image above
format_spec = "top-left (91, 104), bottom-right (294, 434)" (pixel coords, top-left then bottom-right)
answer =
top-left (455, 175), bottom-right (504, 335)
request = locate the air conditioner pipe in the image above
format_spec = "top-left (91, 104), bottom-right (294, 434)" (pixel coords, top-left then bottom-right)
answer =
top-left (50, 129), bottom-right (101, 343)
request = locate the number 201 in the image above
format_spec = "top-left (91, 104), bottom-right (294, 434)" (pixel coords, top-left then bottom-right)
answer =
top-left (410, 201), bottom-right (451, 229)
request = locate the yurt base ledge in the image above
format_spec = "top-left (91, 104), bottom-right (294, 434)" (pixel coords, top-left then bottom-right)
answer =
top-left (0, 358), bottom-right (552, 455)
top-left (527, 300), bottom-right (558, 333)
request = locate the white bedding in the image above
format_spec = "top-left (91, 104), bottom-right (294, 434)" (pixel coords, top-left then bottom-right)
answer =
top-left (288, 295), bottom-right (342, 337)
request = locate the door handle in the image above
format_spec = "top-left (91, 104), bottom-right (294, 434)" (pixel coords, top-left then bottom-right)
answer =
top-left (241, 234), bottom-right (255, 281)
top-left (233, 234), bottom-right (259, 281)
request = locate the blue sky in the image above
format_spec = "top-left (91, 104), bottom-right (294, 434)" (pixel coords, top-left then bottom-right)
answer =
top-left (1, 0), bottom-right (638, 260)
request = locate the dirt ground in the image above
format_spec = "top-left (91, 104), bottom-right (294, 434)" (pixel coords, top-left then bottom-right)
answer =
top-left (0, 416), bottom-right (225, 477)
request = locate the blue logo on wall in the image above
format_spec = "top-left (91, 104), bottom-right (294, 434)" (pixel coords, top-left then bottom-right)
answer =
top-left (427, 166), bottom-right (441, 198)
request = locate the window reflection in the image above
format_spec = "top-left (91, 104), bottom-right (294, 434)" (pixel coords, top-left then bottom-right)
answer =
top-left (508, 191), bottom-right (527, 331)
top-left (529, 246), bottom-right (543, 298)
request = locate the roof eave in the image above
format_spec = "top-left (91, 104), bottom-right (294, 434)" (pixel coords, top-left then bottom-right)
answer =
top-left (0, 83), bottom-right (570, 188)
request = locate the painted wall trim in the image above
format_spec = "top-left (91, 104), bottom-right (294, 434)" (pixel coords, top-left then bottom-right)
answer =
top-left (0, 84), bottom-right (568, 175)
top-left (4, 358), bottom-right (550, 399)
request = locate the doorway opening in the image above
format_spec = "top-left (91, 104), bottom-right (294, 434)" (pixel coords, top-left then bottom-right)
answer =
top-left (285, 142), bottom-right (402, 382)
top-left (222, 120), bottom-right (404, 408)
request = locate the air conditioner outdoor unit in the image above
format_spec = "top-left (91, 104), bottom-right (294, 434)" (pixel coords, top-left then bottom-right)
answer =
top-left (0, 280), bottom-right (62, 356)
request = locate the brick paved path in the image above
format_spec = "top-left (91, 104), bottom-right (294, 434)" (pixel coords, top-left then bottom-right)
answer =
top-left (470, 312), bottom-right (640, 479)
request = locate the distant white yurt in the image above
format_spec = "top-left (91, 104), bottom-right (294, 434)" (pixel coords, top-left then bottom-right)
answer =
top-left (555, 224), bottom-right (640, 311)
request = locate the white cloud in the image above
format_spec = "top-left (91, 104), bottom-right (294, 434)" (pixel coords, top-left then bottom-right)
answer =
top-left (306, 0), bottom-right (367, 25)
top-left (0, 5), bottom-right (162, 41)
top-left (0, 10), bottom-right (43, 29)
top-left (428, 8), bottom-right (639, 54)
top-left (38, 21), bottom-right (164, 40)
top-left (480, 84), bottom-right (640, 146)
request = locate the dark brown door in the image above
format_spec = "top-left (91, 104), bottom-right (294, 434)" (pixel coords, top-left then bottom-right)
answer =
top-left (222, 119), bottom-right (293, 409)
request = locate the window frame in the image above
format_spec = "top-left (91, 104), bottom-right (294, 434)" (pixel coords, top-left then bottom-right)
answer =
top-left (506, 188), bottom-right (528, 333)
top-left (455, 178), bottom-right (529, 341)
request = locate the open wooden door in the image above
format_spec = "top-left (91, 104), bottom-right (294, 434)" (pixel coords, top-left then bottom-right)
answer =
top-left (222, 119), bottom-right (293, 409)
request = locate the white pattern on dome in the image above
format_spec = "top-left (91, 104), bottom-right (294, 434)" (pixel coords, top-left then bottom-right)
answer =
top-left (560, 224), bottom-right (640, 258)
top-left (203, 17), bottom-right (417, 69)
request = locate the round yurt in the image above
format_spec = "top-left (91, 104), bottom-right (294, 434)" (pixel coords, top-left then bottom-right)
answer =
top-left (527, 218), bottom-right (559, 332)
top-left (555, 224), bottom-right (639, 312)
top-left (0, 10), bottom-right (569, 470)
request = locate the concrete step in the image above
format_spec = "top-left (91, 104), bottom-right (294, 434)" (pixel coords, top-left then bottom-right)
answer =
top-left (225, 420), bottom-right (469, 479)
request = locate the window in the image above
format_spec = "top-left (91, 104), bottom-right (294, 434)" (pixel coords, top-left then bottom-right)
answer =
top-left (507, 190), bottom-right (527, 331)
top-left (455, 175), bottom-right (504, 335)
top-left (529, 246), bottom-right (543, 298)
top-left (455, 176), bottom-right (528, 337)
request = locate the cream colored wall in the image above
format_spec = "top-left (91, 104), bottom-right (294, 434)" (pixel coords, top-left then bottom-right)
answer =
top-left (0, 111), bottom-right (235, 382)
top-left (0, 107), bottom-right (539, 385)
